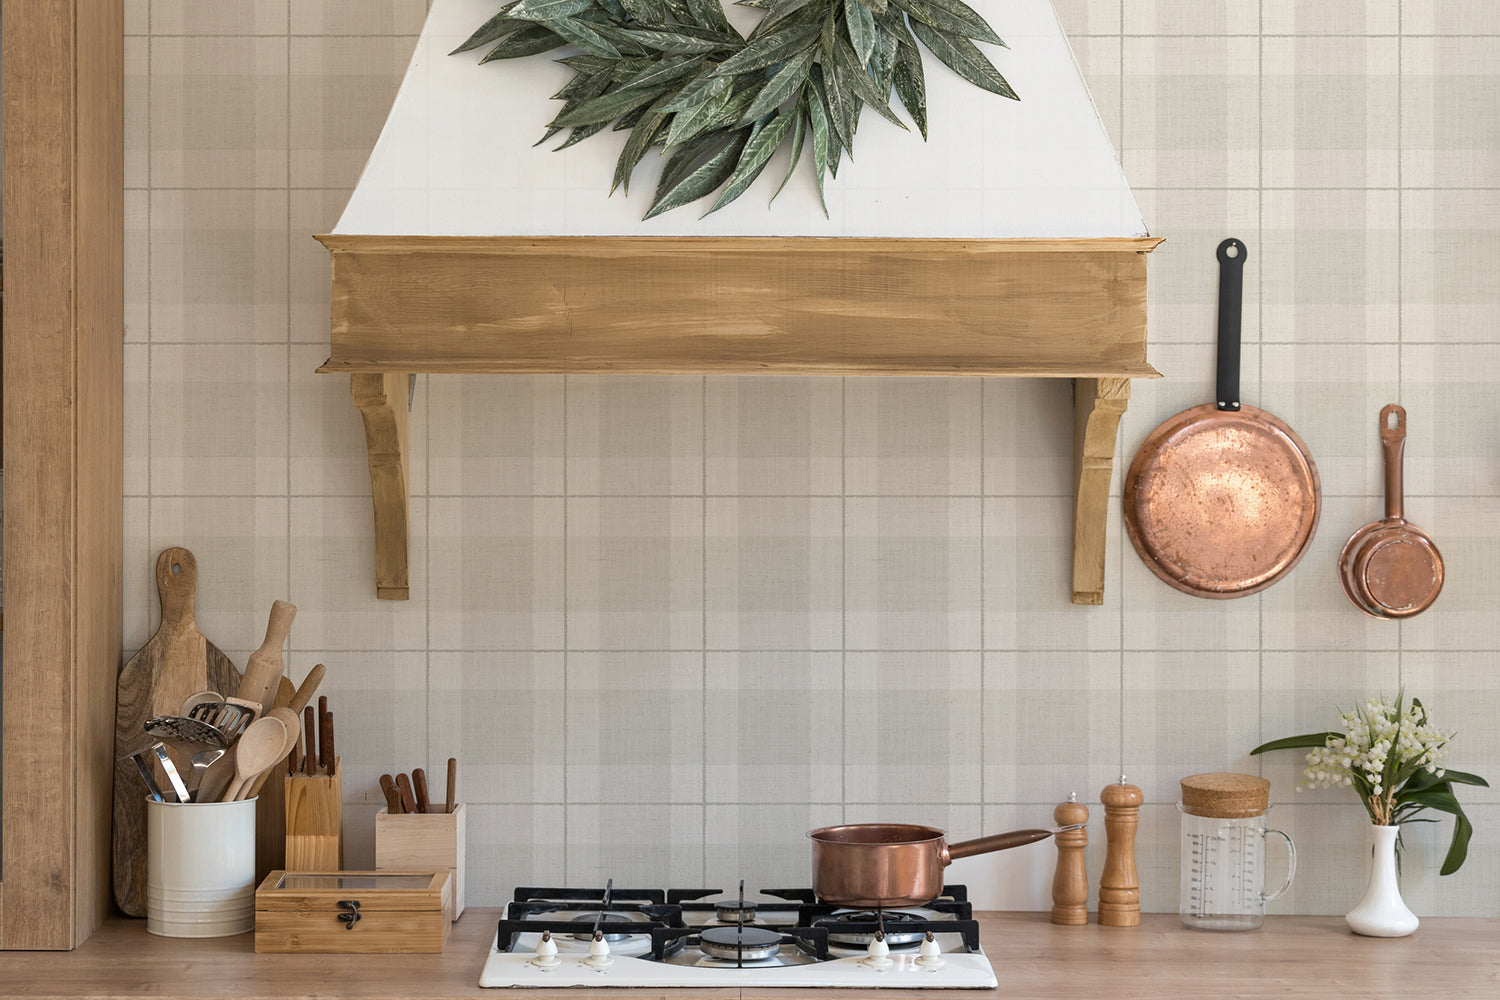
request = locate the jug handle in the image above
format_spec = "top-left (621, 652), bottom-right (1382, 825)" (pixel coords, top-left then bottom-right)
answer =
top-left (1262, 829), bottom-right (1297, 903)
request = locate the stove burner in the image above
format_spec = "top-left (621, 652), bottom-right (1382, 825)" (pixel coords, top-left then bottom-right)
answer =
top-left (699, 925), bottom-right (782, 962)
top-left (714, 900), bottom-right (759, 923)
top-left (569, 910), bottom-right (645, 942)
top-left (821, 909), bottom-right (929, 946)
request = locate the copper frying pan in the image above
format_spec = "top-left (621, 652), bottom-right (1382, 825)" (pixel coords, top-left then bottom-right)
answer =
top-left (1338, 404), bottom-right (1443, 618)
top-left (1124, 239), bottom-right (1321, 598)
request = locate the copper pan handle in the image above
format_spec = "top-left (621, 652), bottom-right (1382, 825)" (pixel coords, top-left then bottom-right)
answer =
top-left (941, 827), bottom-right (1069, 865)
top-left (1380, 404), bottom-right (1406, 522)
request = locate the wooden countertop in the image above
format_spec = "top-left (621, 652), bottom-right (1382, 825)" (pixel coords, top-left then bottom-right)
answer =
top-left (4, 909), bottom-right (1495, 1000)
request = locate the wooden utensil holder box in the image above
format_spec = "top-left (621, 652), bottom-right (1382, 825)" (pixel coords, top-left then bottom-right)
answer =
top-left (254, 869), bottom-right (451, 953)
top-left (284, 757), bottom-right (343, 871)
top-left (374, 803), bottom-right (466, 919)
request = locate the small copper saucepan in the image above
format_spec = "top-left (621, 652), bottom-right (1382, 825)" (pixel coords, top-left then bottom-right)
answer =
top-left (809, 823), bottom-right (1062, 908)
top-left (1338, 404), bottom-right (1444, 618)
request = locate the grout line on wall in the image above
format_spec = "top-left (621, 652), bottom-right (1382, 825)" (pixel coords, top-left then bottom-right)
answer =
top-left (561, 374), bottom-right (571, 880)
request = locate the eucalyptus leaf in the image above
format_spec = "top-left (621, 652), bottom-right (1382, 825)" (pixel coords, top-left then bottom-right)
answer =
top-left (707, 111), bottom-right (797, 214)
top-left (480, 23), bottom-right (569, 61)
top-left (616, 54), bottom-right (705, 93)
top-left (891, 41), bottom-right (926, 138)
top-left (735, 0), bottom-right (774, 7)
top-left (908, 19), bottom-right (1017, 99)
top-left (831, 36), bottom-right (905, 128)
top-left (739, 47), bottom-right (816, 124)
top-left (752, 0), bottom-right (819, 38)
top-left (890, 0), bottom-right (1002, 45)
top-left (613, 107), bottom-right (673, 193)
top-left (711, 23), bottom-right (820, 77)
top-left (656, 131), bottom-right (726, 197)
top-left (664, 76), bottom-right (735, 146)
top-left (507, 0), bottom-right (594, 21)
top-left (772, 94), bottom-right (808, 202)
top-left (809, 64), bottom-right (851, 160)
top-left (805, 87), bottom-right (831, 215)
top-left (553, 67), bottom-right (614, 101)
top-left (555, 119), bottom-right (614, 149)
top-left (844, 0), bottom-right (878, 65)
top-left (450, 4), bottom-right (527, 55)
top-left (662, 68), bottom-right (731, 111)
top-left (621, 28), bottom-right (729, 53)
top-left (815, 50), bottom-right (857, 149)
top-left (620, 0), bottom-right (669, 24)
top-left (645, 129), bottom-right (750, 218)
top-left (851, 0), bottom-right (887, 13)
top-left (686, 0), bottom-right (738, 35)
top-left (598, 0), bottom-right (629, 18)
top-left (548, 16), bottom-right (625, 57)
top-left (558, 53), bottom-right (617, 74)
top-left (553, 84), bottom-right (664, 127)
top-left (870, 26), bottom-right (899, 96)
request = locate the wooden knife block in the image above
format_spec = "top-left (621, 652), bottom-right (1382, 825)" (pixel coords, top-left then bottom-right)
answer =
top-left (285, 758), bottom-right (343, 871)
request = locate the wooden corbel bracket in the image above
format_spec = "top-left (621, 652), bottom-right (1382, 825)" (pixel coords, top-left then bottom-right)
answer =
top-left (350, 372), bottom-right (412, 600)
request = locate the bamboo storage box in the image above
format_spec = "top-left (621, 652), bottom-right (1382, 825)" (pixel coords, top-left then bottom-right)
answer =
top-left (254, 870), bottom-right (451, 953)
top-left (375, 803), bottom-right (465, 919)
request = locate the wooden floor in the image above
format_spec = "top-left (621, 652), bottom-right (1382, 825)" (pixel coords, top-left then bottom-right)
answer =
top-left (2, 910), bottom-right (1496, 999)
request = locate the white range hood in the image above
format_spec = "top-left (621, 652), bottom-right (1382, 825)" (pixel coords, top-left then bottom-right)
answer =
top-left (335, 0), bottom-right (1146, 237)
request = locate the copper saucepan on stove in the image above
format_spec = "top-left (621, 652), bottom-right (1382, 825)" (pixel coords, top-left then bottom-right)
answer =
top-left (809, 823), bottom-right (1063, 908)
top-left (1338, 404), bottom-right (1444, 618)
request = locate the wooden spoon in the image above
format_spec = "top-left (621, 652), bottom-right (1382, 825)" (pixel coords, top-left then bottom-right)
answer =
top-left (221, 715), bottom-right (290, 803)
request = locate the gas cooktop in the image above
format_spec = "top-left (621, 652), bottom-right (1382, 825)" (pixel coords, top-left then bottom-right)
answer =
top-left (479, 883), bottom-right (998, 989)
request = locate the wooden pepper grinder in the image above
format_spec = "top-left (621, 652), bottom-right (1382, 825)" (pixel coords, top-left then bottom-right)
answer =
top-left (1050, 792), bottom-right (1089, 925)
top-left (1098, 775), bottom-right (1143, 927)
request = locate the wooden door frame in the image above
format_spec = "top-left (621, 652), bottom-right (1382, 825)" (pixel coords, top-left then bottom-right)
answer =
top-left (0, 0), bottom-right (124, 949)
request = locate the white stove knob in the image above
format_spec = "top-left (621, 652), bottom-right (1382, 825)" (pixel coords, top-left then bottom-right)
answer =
top-left (860, 935), bottom-right (893, 970)
top-left (531, 930), bottom-right (561, 969)
top-left (916, 932), bottom-right (946, 969)
top-left (583, 933), bottom-right (614, 969)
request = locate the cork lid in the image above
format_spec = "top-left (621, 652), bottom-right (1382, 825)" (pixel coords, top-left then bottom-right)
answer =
top-left (1179, 773), bottom-right (1271, 818)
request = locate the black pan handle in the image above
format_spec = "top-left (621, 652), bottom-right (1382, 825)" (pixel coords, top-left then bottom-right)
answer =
top-left (1216, 238), bottom-right (1247, 412)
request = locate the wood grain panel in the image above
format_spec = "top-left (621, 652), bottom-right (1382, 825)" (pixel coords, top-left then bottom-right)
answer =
top-left (317, 236), bottom-right (1162, 377)
top-left (1, 0), bottom-right (123, 950)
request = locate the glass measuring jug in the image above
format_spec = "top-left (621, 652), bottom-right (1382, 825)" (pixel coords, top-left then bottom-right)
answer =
top-left (1178, 773), bottom-right (1295, 931)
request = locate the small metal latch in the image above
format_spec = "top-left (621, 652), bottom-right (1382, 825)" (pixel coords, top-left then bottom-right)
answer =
top-left (337, 899), bottom-right (362, 929)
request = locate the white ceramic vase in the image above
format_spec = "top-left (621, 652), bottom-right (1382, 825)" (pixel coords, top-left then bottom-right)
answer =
top-left (1345, 824), bottom-right (1418, 937)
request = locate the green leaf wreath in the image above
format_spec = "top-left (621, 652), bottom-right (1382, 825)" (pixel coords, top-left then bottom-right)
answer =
top-left (451, 0), bottom-right (1016, 218)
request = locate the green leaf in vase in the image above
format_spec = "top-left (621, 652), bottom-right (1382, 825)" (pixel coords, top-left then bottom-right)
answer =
top-left (645, 128), bottom-right (751, 218)
top-left (507, 0), bottom-right (594, 21)
top-left (908, 19), bottom-right (1016, 99)
top-left (480, 23), bottom-right (569, 61)
top-left (844, 0), bottom-right (878, 65)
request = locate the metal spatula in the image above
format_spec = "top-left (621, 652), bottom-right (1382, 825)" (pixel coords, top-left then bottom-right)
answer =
top-left (187, 700), bottom-right (256, 742)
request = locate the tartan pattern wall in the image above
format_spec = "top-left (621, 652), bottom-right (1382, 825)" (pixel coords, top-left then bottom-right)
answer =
top-left (124, 0), bottom-right (1500, 916)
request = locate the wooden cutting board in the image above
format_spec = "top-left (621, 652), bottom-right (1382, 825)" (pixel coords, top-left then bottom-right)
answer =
top-left (112, 547), bottom-right (241, 917)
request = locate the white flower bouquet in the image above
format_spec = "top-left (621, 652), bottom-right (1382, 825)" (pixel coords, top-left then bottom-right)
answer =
top-left (1252, 692), bottom-right (1488, 874)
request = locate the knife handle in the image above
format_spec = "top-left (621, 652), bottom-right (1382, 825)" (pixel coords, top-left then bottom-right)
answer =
top-left (412, 768), bottom-right (430, 814)
top-left (395, 772), bottom-right (418, 814)
top-left (379, 774), bottom-right (403, 814)
top-left (446, 757), bottom-right (458, 815)
top-left (303, 706), bottom-right (317, 776)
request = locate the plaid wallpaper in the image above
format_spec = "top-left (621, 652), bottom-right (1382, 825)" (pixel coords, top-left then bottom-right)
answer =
top-left (124, 0), bottom-right (1500, 916)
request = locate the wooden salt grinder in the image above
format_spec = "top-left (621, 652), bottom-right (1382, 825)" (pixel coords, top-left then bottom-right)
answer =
top-left (1050, 793), bottom-right (1089, 926)
top-left (1098, 776), bottom-right (1143, 927)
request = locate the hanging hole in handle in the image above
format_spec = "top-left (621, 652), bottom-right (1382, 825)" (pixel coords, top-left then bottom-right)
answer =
top-left (1262, 829), bottom-right (1297, 903)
